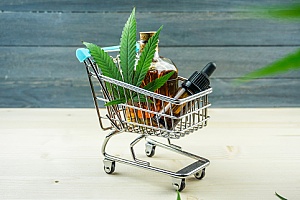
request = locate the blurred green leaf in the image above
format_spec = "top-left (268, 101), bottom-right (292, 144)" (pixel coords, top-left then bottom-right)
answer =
top-left (236, 48), bottom-right (300, 83)
top-left (237, 3), bottom-right (300, 83)
top-left (267, 4), bottom-right (300, 20)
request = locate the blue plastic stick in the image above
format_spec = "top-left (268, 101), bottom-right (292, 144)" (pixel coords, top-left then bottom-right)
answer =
top-left (76, 42), bottom-right (140, 62)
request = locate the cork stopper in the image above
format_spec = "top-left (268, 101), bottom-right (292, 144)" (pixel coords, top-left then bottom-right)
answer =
top-left (139, 31), bottom-right (159, 53)
top-left (139, 31), bottom-right (156, 42)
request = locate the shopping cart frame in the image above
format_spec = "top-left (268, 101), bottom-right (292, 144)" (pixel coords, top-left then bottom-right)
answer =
top-left (76, 48), bottom-right (212, 191)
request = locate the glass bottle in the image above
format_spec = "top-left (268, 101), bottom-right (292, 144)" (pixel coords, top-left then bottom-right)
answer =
top-left (139, 31), bottom-right (178, 97)
top-left (127, 31), bottom-right (179, 124)
top-left (157, 62), bottom-right (216, 129)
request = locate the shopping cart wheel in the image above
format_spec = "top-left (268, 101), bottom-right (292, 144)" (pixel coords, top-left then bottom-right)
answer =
top-left (145, 142), bottom-right (156, 157)
top-left (172, 178), bottom-right (186, 192)
top-left (194, 168), bottom-right (206, 180)
top-left (103, 159), bottom-right (115, 174)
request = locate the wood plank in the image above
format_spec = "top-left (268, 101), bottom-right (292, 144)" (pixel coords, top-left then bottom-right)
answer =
top-left (0, 108), bottom-right (299, 199)
top-left (1, 46), bottom-right (299, 79)
top-left (1, 12), bottom-right (300, 46)
top-left (1, 78), bottom-right (300, 108)
top-left (211, 78), bottom-right (300, 108)
top-left (1, 46), bottom-right (299, 108)
top-left (0, 0), bottom-right (295, 12)
top-left (0, 78), bottom-right (94, 108)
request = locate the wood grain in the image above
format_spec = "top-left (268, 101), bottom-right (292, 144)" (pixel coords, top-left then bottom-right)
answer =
top-left (0, 108), bottom-right (299, 199)
top-left (1, 12), bottom-right (300, 46)
top-left (1, 46), bottom-right (299, 108)
top-left (0, 0), bottom-right (296, 12)
top-left (0, 0), bottom-right (299, 108)
top-left (1, 78), bottom-right (299, 108)
top-left (1, 46), bottom-right (299, 79)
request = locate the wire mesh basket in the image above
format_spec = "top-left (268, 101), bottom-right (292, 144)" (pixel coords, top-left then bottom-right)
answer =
top-left (76, 47), bottom-right (213, 191)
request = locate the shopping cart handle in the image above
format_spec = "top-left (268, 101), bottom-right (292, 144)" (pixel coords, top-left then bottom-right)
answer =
top-left (76, 48), bottom-right (91, 63)
top-left (76, 43), bottom-right (140, 62)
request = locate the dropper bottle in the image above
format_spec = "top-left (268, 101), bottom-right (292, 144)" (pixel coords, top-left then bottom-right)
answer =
top-left (157, 62), bottom-right (216, 129)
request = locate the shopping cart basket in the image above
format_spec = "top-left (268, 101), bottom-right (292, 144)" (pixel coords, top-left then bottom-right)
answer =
top-left (76, 47), bottom-right (213, 191)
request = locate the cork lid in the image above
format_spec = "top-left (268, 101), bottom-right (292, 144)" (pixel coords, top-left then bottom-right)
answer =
top-left (139, 31), bottom-right (156, 42)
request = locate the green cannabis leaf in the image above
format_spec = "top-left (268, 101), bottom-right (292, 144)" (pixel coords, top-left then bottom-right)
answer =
top-left (84, 8), bottom-right (171, 107)
top-left (83, 41), bottom-right (127, 102)
top-left (104, 71), bottom-right (174, 106)
top-left (143, 71), bottom-right (174, 91)
top-left (133, 26), bottom-right (163, 87)
top-left (120, 7), bottom-right (136, 84)
top-left (82, 42), bottom-right (122, 81)
top-left (104, 98), bottom-right (126, 106)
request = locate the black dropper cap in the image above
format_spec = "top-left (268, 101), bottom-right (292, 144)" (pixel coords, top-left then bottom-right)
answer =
top-left (182, 62), bottom-right (216, 94)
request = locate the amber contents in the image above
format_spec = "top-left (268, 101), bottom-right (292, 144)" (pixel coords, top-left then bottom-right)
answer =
top-left (126, 31), bottom-right (178, 125)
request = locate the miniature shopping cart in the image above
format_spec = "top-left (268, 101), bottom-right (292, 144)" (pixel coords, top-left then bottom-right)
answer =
top-left (76, 47), bottom-right (213, 191)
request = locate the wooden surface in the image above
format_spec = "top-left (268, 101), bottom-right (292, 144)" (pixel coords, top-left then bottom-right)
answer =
top-left (0, 1), bottom-right (300, 108)
top-left (0, 108), bottom-right (299, 199)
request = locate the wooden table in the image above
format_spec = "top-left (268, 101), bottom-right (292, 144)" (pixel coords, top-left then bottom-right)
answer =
top-left (0, 108), bottom-right (299, 199)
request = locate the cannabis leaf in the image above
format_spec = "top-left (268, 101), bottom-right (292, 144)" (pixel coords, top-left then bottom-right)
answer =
top-left (84, 8), bottom-right (172, 107)
top-left (143, 71), bottom-right (174, 91)
top-left (104, 71), bottom-right (174, 106)
top-left (133, 26), bottom-right (163, 87)
top-left (83, 41), bottom-right (126, 101)
top-left (104, 98), bottom-right (126, 106)
top-left (82, 42), bottom-right (122, 81)
top-left (120, 7), bottom-right (136, 84)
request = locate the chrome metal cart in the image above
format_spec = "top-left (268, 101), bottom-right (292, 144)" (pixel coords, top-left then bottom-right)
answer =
top-left (76, 47), bottom-right (212, 191)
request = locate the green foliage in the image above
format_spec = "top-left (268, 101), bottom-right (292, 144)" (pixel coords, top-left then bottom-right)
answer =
top-left (237, 3), bottom-right (300, 82)
top-left (265, 4), bottom-right (300, 20)
top-left (104, 98), bottom-right (126, 107)
top-left (84, 8), bottom-right (171, 106)
top-left (120, 8), bottom-right (136, 84)
top-left (133, 26), bottom-right (163, 87)
top-left (236, 49), bottom-right (300, 82)
top-left (104, 71), bottom-right (174, 106)
top-left (143, 71), bottom-right (174, 92)
top-left (82, 42), bottom-right (122, 81)
top-left (82, 42), bottom-right (125, 96)
top-left (176, 190), bottom-right (181, 200)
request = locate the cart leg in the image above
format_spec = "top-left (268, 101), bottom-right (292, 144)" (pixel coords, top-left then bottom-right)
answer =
top-left (130, 135), bottom-right (150, 166)
top-left (101, 130), bottom-right (120, 158)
